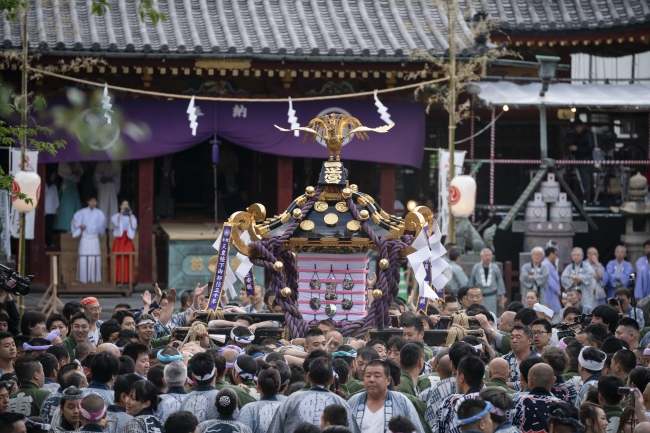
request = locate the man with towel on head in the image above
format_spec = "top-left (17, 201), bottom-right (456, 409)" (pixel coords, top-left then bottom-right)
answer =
top-left (71, 198), bottom-right (106, 284)
top-left (78, 393), bottom-right (109, 432)
top-left (574, 347), bottom-right (607, 408)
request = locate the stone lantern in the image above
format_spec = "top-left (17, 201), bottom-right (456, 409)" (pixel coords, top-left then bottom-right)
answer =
top-left (612, 173), bottom-right (650, 270)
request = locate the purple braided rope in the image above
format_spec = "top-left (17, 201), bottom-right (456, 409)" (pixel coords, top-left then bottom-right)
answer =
top-left (248, 186), bottom-right (324, 338)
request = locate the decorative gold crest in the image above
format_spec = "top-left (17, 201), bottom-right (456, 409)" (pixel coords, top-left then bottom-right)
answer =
top-left (190, 257), bottom-right (204, 272)
top-left (300, 220), bottom-right (315, 232)
top-left (335, 202), bottom-right (349, 213)
top-left (314, 202), bottom-right (329, 213)
top-left (324, 213), bottom-right (339, 226)
top-left (346, 220), bottom-right (361, 232)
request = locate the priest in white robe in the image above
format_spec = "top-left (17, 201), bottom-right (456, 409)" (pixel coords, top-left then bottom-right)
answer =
top-left (348, 360), bottom-right (425, 433)
top-left (72, 197), bottom-right (106, 283)
top-left (93, 161), bottom-right (121, 226)
top-left (468, 249), bottom-right (506, 313)
top-left (267, 358), bottom-right (360, 433)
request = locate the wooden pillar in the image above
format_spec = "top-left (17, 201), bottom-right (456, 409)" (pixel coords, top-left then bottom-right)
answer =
top-left (277, 156), bottom-right (293, 214)
top-left (138, 159), bottom-right (154, 285)
top-left (30, 163), bottom-right (47, 283)
top-left (380, 164), bottom-right (395, 215)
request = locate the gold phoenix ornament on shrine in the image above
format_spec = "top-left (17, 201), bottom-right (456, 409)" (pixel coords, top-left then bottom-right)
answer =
top-left (275, 114), bottom-right (394, 161)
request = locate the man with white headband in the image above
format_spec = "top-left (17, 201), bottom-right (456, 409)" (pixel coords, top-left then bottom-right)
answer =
top-left (78, 393), bottom-right (108, 432)
top-left (456, 399), bottom-right (493, 433)
top-left (134, 314), bottom-right (167, 349)
top-left (520, 247), bottom-right (550, 303)
top-left (510, 364), bottom-right (560, 433)
top-left (230, 327), bottom-right (255, 349)
top-left (179, 353), bottom-right (219, 423)
top-left (574, 347), bottom-right (607, 408)
top-left (231, 355), bottom-right (259, 400)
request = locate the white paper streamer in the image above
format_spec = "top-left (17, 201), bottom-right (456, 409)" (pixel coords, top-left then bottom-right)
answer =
top-left (374, 90), bottom-right (392, 125)
top-left (102, 85), bottom-right (113, 124)
top-left (287, 97), bottom-right (300, 137)
top-left (187, 96), bottom-right (198, 136)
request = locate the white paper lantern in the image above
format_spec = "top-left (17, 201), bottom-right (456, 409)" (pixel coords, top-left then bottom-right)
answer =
top-left (12, 170), bottom-right (41, 213)
top-left (449, 175), bottom-right (476, 217)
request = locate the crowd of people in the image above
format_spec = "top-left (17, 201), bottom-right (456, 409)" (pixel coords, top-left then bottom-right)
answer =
top-left (1, 242), bottom-right (650, 433)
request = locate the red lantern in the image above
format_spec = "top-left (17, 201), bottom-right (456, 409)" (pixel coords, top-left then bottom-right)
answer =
top-left (12, 171), bottom-right (41, 213)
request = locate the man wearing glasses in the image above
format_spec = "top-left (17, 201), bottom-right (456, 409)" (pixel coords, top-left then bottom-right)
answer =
top-left (530, 319), bottom-right (552, 355)
top-left (80, 297), bottom-right (103, 346)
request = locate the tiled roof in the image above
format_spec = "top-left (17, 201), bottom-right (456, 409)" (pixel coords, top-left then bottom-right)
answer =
top-left (4, 0), bottom-right (649, 58)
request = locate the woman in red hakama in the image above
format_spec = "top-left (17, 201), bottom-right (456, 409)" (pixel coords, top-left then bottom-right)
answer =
top-left (111, 200), bottom-right (138, 285)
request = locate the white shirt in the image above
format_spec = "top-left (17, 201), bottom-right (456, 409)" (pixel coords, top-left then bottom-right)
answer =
top-left (45, 184), bottom-right (59, 215)
top-left (111, 213), bottom-right (138, 239)
top-left (360, 406), bottom-right (385, 433)
top-left (71, 207), bottom-right (106, 238)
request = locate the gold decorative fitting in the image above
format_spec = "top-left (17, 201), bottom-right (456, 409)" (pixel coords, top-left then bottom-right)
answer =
top-left (389, 225), bottom-right (402, 236)
top-left (275, 113), bottom-right (394, 161)
top-left (305, 186), bottom-right (315, 197)
top-left (273, 261), bottom-right (284, 272)
top-left (371, 213), bottom-right (382, 224)
top-left (380, 210), bottom-right (390, 219)
top-left (324, 213), bottom-right (339, 226)
top-left (320, 238), bottom-right (339, 244)
top-left (364, 195), bottom-right (376, 205)
top-left (379, 259), bottom-right (389, 269)
top-left (351, 238), bottom-right (369, 245)
top-left (295, 195), bottom-right (307, 206)
top-left (349, 184), bottom-right (359, 193)
top-left (281, 287), bottom-right (292, 298)
top-left (346, 220), bottom-right (361, 232)
top-left (314, 202), bottom-right (329, 213)
top-left (342, 188), bottom-right (352, 199)
top-left (359, 210), bottom-right (370, 220)
top-left (255, 225), bottom-right (270, 235)
top-left (372, 289), bottom-right (383, 300)
top-left (335, 202), bottom-right (349, 213)
top-left (300, 220), bottom-right (315, 232)
top-left (292, 208), bottom-right (303, 219)
top-left (357, 197), bottom-right (368, 206)
top-left (280, 213), bottom-right (290, 224)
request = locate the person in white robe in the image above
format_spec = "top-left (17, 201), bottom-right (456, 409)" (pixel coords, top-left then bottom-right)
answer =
top-left (468, 249), bottom-right (506, 313)
top-left (93, 161), bottom-right (121, 226)
top-left (519, 247), bottom-right (550, 303)
top-left (53, 162), bottom-right (83, 232)
top-left (348, 360), bottom-right (425, 433)
top-left (71, 198), bottom-right (106, 283)
top-left (267, 358), bottom-right (360, 433)
top-left (561, 247), bottom-right (596, 308)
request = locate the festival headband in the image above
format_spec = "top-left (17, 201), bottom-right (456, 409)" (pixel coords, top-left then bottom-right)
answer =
top-left (233, 357), bottom-right (255, 381)
top-left (558, 338), bottom-right (568, 350)
top-left (473, 344), bottom-right (483, 352)
top-left (457, 401), bottom-right (493, 425)
top-left (78, 400), bottom-right (107, 421)
top-left (644, 348), bottom-right (650, 356)
top-left (218, 345), bottom-right (245, 356)
top-left (62, 386), bottom-right (84, 400)
top-left (24, 343), bottom-right (52, 351)
top-left (549, 408), bottom-right (586, 433)
top-left (157, 351), bottom-right (183, 363)
top-left (24, 419), bottom-right (51, 431)
top-left (332, 349), bottom-right (357, 358)
top-left (136, 320), bottom-right (155, 327)
top-left (578, 347), bottom-right (606, 371)
top-left (533, 303), bottom-right (554, 319)
top-left (262, 354), bottom-right (289, 365)
top-left (194, 366), bottom-right (216, 382)
top-left (489, 406), bottom-right (508, 416)
top-left (230, 329), bottom-right (255, 345)
top-left (45, 329), bottom-right (60, 342)
top-left (81, 297), bottom-right (99, 306)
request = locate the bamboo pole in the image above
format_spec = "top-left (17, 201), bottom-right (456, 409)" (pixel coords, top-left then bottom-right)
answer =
top-left (447, 0), bottom-right (457, 243)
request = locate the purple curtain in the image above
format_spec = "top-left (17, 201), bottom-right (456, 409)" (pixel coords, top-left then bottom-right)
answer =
top-left (38, 98), bottom-right (426, 169)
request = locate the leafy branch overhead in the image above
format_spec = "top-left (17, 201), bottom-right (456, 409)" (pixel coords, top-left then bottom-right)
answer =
top-left (411, 3), bottom-right (520, 123)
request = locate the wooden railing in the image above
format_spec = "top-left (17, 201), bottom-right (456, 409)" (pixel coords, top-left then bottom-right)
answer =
top-left (44, 251), bottom-right (135, 296)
